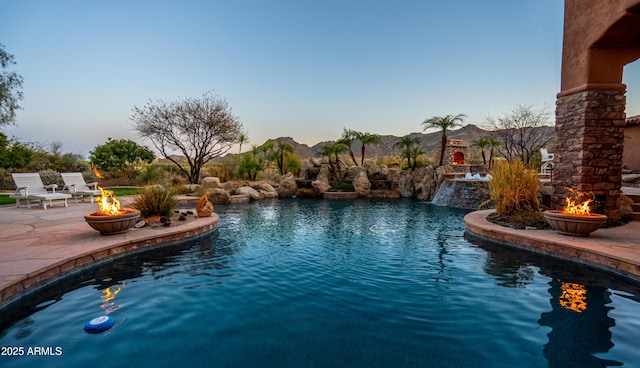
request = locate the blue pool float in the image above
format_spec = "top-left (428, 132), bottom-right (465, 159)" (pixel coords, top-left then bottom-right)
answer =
top-left (84, 315), bottom-right (115, 333)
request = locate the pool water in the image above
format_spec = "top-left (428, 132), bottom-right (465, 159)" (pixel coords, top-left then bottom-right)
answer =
top-left (1, 198), bottom-right (640, 367)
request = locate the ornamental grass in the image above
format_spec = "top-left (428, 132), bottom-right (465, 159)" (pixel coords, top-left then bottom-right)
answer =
top-left (488, 160), bottom-right (541, 217)
top-left (131, 185), bottom-right (178, 218)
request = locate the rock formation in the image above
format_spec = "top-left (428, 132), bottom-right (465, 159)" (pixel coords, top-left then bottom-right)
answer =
top-left (352, 171), bottom-right (371, 197)
top-left (277, 173), bottom-right (298, 198)
top-left (236, 186), bottom-right (263, 201)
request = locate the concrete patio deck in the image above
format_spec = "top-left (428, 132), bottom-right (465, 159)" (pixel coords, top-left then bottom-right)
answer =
top-left (0, 198), bottom-right (218, 308)
top-left (465, 187), bottom-right (640, 283)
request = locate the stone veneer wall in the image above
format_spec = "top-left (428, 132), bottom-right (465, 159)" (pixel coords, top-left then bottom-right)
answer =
top-left (438, 144), bottom-right (469, 166)
top-left (553, 89), bottom-right (626, 221)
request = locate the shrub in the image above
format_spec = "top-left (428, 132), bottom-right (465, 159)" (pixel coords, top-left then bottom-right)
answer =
top-left (131, 185), bottom-right (177, 218)
top-left (330, 182), bottom-right (355, 192)
top-left (488, 160), bottom-right (541, 217)
top-left (39, 169), bottom-right (63, 187)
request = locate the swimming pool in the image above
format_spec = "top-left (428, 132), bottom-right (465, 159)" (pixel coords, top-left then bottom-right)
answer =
top-left (1, 198), bottom-right (639, 367)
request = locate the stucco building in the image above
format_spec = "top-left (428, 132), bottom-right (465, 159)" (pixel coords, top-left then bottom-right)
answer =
top-left (553, 0), bottom-right (640, 221)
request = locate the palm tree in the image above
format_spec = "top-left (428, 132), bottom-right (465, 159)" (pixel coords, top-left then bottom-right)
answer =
top-left (409, 146), bottom-right (426, 170)
top-left (236, 131), bottom-right (249, 155)
top-left (317, 143), bottom-right (348, 182)
top-left (337, 128), bottom-right (359, 166)
top-left (393, 135), bottom-right (422, 169)
top-left (356, 131), bottom-right (381, 166)
top-left (260, 140), bottom-right (275, 172)
top-left (272, 140), bottom-right (294, 175)
top-left (471, 137), bottom-right (489, 165)
top-left (238, 144), bottom-right (263, 180)
top-left (487, 137), bottom-right (503, 169)
top-left (421, 114), bottom-right (466, 166)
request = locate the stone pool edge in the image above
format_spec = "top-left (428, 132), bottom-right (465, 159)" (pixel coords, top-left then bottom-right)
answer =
top-left (464, 209), bottom-right (640, 283)
top-left (0, 214), bottom-right (219, 309)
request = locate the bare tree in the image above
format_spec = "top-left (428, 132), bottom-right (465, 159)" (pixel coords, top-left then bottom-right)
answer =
top-left (484, 104), bottom-right (553, 163)
top-left (131, 92), bottom-right (243, 184)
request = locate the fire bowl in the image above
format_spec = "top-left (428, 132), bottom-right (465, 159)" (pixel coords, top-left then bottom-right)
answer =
top-left (543, 210), bottom-right (607, 237)
top-left (85, 209), bottom-right (141, 235)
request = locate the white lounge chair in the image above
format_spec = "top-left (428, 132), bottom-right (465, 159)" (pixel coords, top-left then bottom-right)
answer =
top-left (61, 172), bottom-right (101, 203)
top-left (10, 173), bottom-right (72, 209)
top-left (540, 148), bottom-right (554, 174)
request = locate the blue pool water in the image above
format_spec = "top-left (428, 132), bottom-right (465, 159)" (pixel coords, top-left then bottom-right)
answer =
top-left (1, 198), bottom-right (640, 367)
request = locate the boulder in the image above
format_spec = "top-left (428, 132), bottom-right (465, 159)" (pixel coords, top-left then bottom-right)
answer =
top-left (236, 186), bottom-right (263, 201)
top-left (363, 160), bottom-right (381, 176)
top-left (312, 180), bottom-right (331, 196)
top-left (353, 171), bottom-right (371, 197)
top-left (222, 181), bottom-right (242, 193)
top-left (277, 173), bottom-right (298, 198)
top-left (258, 182), bottom-right (278, 198)
top-left (310, 157), bottom-right (322, 167)
top-left (379, 164), bottom-right (388, 177)
top-left (298, 160), bottom-right (310, 180)
top-left (411, 167), bottom-right (436, 201)
top-left (202, 188), bottom-right (230, 204)
top-left (316, 165), bottom-right (331, 184)
top-left (201, 176), bottom-right (221, 187)
top-left (397, 172), bottom-right (415, 197)
top-left (344, 166), bottom-right (366, 183)
top-left (336, 160), bottom-right (348, 180)
top-left (260, 190), bottom-right (278, 199)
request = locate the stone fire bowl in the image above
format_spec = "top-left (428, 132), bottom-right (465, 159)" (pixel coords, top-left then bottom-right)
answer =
top-left (543, 210), bottom-right (607, 237)
top-left (85, 209), bottom-right (141, 235)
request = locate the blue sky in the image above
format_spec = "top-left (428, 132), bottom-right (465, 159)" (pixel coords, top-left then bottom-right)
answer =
top-left (1, 0), bottom-right (639, 157)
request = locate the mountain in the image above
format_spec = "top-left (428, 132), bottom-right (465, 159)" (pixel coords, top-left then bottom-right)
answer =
top-left (222, 124), bottom-right (555, 162)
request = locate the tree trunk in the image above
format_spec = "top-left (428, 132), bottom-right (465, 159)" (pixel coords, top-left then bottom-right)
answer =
top-left (349, 149), bottom-right (358, 167)
top-left (439, 133), bottom-right (447, 166)
top-left (481, 150), bottom-right (486, 165)
top-left (361, 145), bottom-right (366, 166)
top-left (488, 147), bottom-right (494, 168)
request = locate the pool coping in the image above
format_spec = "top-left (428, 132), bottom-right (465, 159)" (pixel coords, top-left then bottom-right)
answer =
top-left (0, 200), bottom-right (218, 309)
top-left (464, 209), bottom-right (640, 283)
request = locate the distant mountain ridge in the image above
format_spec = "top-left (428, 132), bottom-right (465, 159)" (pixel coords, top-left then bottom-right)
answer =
top-left (238, 124), bottom-right (554, 161)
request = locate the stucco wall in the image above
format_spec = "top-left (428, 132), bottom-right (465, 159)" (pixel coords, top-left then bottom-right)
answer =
top-left (560, 0), bottom-right (640, 94)
top-left (623, 125), bottom-right (640, 170)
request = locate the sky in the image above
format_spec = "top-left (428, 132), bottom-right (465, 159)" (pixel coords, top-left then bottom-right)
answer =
top-left (1, 0), bottom-right (639, 158)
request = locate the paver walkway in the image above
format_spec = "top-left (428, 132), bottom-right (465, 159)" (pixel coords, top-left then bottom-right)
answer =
top-left (0, 198), bottom-right (217, 308)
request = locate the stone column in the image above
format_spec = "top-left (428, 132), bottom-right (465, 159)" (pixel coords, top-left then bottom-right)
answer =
top-left (553, 88), bottom-right (626, 221)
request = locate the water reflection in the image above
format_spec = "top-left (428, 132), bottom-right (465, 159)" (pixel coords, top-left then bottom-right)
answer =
top-left (539, 278), bottom-right (620, 367)
top-left (468, 235), bottom-right (629, 367)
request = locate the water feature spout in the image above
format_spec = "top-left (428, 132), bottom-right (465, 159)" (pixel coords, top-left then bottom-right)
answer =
top-left (430, 175), bottom-right (491, 209)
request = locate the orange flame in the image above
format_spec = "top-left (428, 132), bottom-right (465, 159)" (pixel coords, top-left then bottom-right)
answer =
top-left (562, 188), bottom-right (594, 216)
top-left (91, 162), bottom-right (104, 179)
top-left (97, 187), bottom-right (122, 216)
top-left (563, 197), bottom-right (592, 216)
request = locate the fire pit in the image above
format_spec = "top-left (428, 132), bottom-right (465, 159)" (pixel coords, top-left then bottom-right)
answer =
top-left (543, 190), bottom-right (607, 237)
top-left (85, 188), bottom-right (140, 235)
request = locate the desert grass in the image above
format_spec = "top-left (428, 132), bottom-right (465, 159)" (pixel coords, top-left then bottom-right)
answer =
top-left (488, 160), bottom-right (541, 217)
top-left (131, 185), bottom-right (178, 218)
